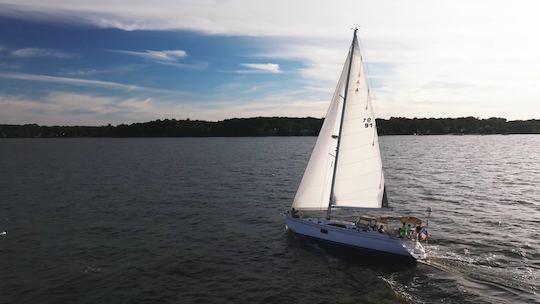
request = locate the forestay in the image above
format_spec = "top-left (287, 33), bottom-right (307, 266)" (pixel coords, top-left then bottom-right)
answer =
top-left (292, 34), bottom-right (385, 211)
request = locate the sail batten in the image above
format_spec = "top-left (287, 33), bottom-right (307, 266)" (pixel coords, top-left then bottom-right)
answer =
top-left (292, 30), bottom-right (386, 211)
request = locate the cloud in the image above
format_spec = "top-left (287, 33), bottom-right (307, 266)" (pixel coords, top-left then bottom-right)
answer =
top-left (0, 62), bottom-right (19, 69)
top-left (239, 63), bottom-right (281, 74)
top-left (0, 72), bottom-right (183, 94)
top-left (156, 61), bottom-right (209, 70)
top-left (62, 64), bottom-right (145, 76)
top-left (107, 50), bottom-right (209, 70)
top-left (109, 49), bottom-right (187, 61)
top-left (1, 1), bottom-right (540, 119)
top-left (0, 90), bottom-right (328, 125)
top-left (0, 92), bottom-right (152, 125)
top-left (11, 47), bottom-right (75, 59)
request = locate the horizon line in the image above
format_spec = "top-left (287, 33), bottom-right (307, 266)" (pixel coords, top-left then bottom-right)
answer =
top-left (2, 115), bottom-right (538, 128)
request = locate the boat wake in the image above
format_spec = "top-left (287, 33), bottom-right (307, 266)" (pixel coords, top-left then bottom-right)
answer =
top-left (379, 275), bottom-right (421, 304)
top-left (417, 246), bottom-right (539, 304)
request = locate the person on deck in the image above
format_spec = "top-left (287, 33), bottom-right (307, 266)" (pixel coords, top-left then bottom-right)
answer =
top-left (291, 208), bottom-right (299, 218)
top-left (415, 225), bottom-right (422, 240)
top-left (399, 223), bottom-right (408, 238)
top-left (378, 225), bottom-right (385, 233)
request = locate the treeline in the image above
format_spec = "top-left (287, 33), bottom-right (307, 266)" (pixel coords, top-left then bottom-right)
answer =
top-left (379, 117), bottom-right (540, 135)
top-left (0, 117), bottom-right (322, 137)
top-left (1, 117), bottom-right (539, 138)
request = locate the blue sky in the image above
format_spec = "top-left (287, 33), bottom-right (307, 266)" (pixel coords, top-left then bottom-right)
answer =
top-left (1, 1), bottom-right (540, 125)
top-left (0, 15), bottom-right (310, 124)
top-left (0, 16), bottom-right (305, 96)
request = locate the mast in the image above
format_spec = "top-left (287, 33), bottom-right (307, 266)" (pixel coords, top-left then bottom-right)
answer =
top-left (326, 28), bottom-right (358, 220)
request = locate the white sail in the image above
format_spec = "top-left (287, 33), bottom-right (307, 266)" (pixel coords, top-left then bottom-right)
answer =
top-left (292, 33), bottom-right (385, 211)
top-left (333, 35), bottom-right (385, 209)
top-left (291, 53), bottom-right (350, 210)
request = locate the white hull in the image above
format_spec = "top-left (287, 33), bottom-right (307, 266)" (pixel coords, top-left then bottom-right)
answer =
top-left (286, 216), bottom-right (427, 260)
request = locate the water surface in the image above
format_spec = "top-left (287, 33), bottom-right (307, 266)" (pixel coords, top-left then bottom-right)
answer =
top-left (0, 136), bottom-right (538, 303)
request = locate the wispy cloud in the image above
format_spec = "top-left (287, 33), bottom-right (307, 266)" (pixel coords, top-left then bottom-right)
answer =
top-left (11, 47), bottom-right (75, 59)
top-left (107, 49), bottom-right (209, 70)
top-left (109, 49), bottom-right (187, 61)
top-left (0, 72), bottom-right (183, 94)
top-left (0, 90), bottom-right (328, 125)
top-left (61, 64), bottom-right (146, 76)
top-left (0, 92), bottom-right (156, 125)
top-left (239, 63), bottom-right (281, 73)
top-left (157, 61), bottom-right (209, 70)
top-left (0, 62), bottom-right (19, 69)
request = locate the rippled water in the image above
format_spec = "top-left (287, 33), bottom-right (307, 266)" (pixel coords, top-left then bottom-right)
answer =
top-left (0, 136), bottom-right (538, 303)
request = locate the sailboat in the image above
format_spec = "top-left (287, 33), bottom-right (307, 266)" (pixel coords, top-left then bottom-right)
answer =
top-left (285, 29), bottom-right (429, 260)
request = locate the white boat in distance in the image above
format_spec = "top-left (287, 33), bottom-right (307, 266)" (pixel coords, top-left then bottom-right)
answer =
top-left (285, 29), bottom-right (429, 260)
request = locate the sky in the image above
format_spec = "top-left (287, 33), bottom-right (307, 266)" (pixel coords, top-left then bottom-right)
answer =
top-left (0, 0), bottom-right (539, 125)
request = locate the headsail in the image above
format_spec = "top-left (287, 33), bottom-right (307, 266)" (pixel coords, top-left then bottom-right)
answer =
top-left (292, 31), bottom-right (385, 211)
top-left (291, 53), bottom-right (349, 210)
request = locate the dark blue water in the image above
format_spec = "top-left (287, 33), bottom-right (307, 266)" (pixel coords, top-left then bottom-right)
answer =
top-left (0, 136), bottom-right (538, 303)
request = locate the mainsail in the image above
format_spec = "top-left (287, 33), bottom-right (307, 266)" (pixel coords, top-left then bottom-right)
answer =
top-left (292, 32), bottom-right (385, 211)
